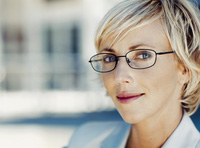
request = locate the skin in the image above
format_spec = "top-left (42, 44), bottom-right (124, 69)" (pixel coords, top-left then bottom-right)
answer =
top-left (100, 20), bottom-right (189, 148)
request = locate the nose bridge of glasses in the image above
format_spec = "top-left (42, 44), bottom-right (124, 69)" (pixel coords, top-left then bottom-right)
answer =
top-left (115, 55), bottom-right (131, 69)
top-left (116, 55), bottom-right (127, 61)
top-left (116, 55), bottom-right (130, 65)
top-left (114, 55), bottom-right (134, 84)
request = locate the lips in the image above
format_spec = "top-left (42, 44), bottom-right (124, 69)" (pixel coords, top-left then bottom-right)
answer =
top-left (117, 92), bottom-right (144, 103)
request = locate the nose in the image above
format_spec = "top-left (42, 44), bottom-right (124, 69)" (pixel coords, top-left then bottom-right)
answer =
top-left (115, 58), bottom-right (134, 85)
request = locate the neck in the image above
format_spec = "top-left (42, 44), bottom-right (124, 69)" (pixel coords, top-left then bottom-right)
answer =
top-left (126, 108), bottom-right (183, 148)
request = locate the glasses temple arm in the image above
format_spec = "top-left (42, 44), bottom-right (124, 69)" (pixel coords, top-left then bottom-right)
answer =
top-left (156, 51), bottom-right (175, 55)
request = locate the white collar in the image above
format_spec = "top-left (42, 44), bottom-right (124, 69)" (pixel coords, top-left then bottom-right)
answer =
top-left (67, 113), bottom-right (200, 148)
top-left (162, 114), bottom-right (200, 148)
top-left (119, 114), bottom-right (200, 148)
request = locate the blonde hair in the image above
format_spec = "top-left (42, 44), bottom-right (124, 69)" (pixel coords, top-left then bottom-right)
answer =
top-left (95, 0), bottom-right (200, 115)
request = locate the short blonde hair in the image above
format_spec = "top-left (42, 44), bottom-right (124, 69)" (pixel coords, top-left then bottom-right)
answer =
top-left (95, 0), bottom-right (200, 115)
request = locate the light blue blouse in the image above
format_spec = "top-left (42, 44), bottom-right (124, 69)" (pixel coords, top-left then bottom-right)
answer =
top-left (67, 114), bottom-right (200, 148)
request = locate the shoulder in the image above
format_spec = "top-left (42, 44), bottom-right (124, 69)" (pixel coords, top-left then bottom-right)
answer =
top-left (67, 121), bottom-right (131, 148)
top-left (162, 115), bottom-right (200, 148)
top-left (196, 140), bottom-right (200, 148)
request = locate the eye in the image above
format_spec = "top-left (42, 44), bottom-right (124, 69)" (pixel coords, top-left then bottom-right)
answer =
top-left (103, 54), bottom-right (116, 63)
top-left (135, 51), bottom-right (153, 60)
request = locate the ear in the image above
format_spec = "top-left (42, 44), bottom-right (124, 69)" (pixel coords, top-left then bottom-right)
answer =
top-left (177, 64), bottom-right (190, 85)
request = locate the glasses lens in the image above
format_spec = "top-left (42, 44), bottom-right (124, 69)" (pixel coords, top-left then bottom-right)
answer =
top-left (90, 53), bottom-right (117, 72)
top-left (126, 50), bottom-right (156, 69)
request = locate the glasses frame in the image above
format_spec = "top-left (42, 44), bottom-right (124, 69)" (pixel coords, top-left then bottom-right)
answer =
top-left (89, 49), bottom-right (175, 73)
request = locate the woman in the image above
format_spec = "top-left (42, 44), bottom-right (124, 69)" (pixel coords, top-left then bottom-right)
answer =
top-left (68, 0), bottom-right (200, 147)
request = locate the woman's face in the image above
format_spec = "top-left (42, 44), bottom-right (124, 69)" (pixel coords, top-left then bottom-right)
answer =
top-left (100, 20), bottom-right (188, 124)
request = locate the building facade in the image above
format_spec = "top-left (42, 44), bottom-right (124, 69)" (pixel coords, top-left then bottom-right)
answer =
top-left (0, 0), bottom-right (199, 91)
top-left (0, 0), bottom-right (122, 91)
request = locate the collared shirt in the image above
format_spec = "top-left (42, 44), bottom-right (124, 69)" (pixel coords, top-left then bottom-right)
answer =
top-left (67, 115), bottom-right (200, 148)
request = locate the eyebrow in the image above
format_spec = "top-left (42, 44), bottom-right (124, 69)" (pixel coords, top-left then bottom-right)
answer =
top-left (100, 44), bottom-right (155, 53)
top-left (129, 44), bottom-right (155, 50)
top-left (100, 48), bottom-right (115, 53)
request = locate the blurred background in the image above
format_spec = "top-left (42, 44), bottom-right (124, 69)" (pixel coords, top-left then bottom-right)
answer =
top-left (0, 0), bottom-right (199, 148)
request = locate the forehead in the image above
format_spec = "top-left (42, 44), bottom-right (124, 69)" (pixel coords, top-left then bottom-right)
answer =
top-left (99, 20), bottom-right (171, 52)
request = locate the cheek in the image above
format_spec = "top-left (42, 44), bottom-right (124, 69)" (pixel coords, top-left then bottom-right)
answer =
top-left (141, 59), bottom-right (180, 99)
top-left (101, 73), bottom-right (115, 94)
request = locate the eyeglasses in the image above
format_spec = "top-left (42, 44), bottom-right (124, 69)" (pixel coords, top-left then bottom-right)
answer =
top-left (89, 49), bottom-right (175, 73)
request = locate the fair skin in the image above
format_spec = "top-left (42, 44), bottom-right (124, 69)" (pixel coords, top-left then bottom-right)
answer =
top-left (100, 20), bottom-right (189, 148)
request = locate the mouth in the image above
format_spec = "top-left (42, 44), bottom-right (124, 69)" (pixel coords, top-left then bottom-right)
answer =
top-left (117, 93), bottom-right (145, 104)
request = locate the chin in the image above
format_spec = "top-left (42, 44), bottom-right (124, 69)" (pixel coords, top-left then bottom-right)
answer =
top-left (118, 110), bottom-right (145, 124)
